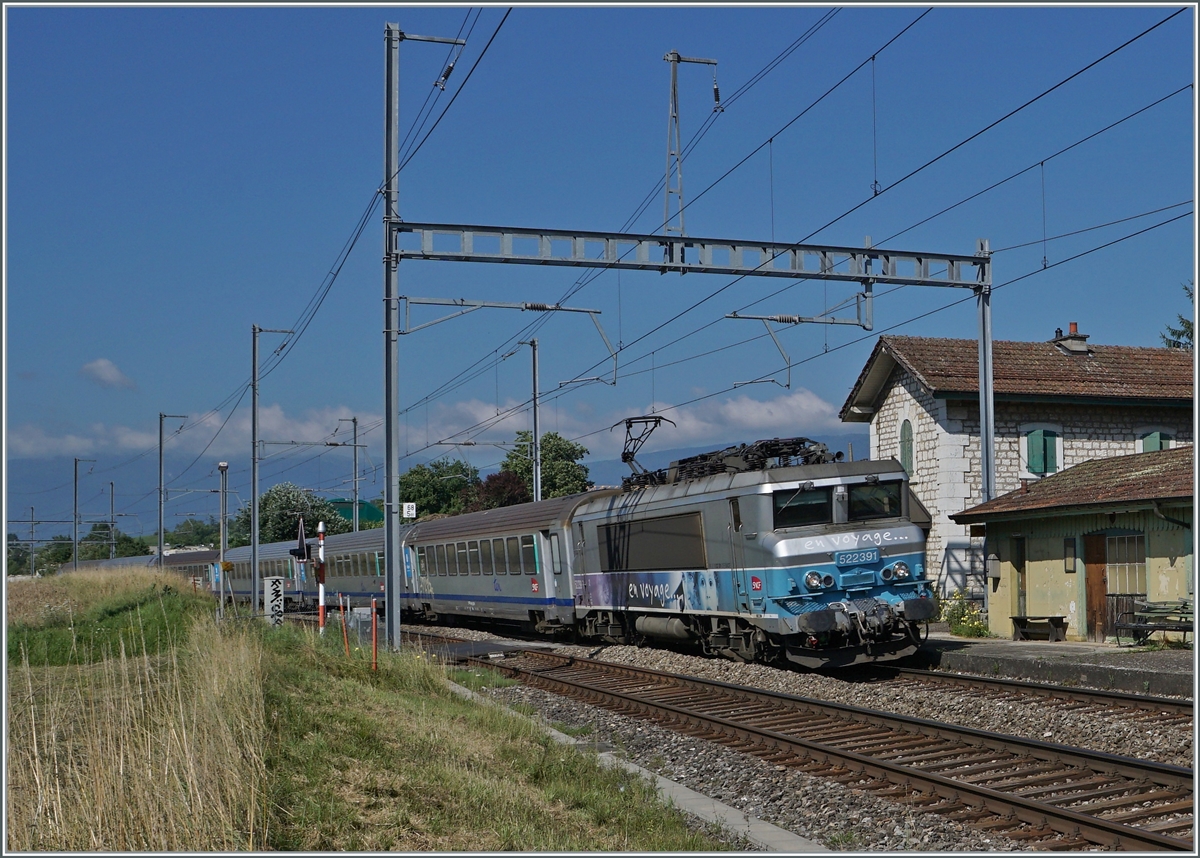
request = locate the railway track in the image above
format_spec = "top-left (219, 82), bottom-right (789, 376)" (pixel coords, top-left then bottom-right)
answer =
top-left (470, 648), bottom-right (1193, 851)
top-left (403, 626), bottom-right (1192, 726)
top-left (857, 666), bottom-right (1193, 727)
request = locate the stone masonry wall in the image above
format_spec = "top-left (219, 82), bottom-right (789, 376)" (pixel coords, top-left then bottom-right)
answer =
top-left (872, 377), bottom-right (1192, 598)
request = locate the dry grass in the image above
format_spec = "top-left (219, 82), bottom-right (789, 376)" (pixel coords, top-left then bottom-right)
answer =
top-left (6, 614), bottom-right (269, 851)
top-left (5, 566), bottom-right (185, 627)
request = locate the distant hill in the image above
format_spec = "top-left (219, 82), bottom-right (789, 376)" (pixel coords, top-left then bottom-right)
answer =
top-left (582, 431), bottom-right (871, 488)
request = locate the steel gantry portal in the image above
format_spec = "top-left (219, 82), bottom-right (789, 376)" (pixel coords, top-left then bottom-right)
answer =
top-left (380, 24), bottom-right (994, 649)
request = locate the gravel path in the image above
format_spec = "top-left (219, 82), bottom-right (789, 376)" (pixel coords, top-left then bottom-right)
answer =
top-left (422, 626), bottom-right (1193, 851)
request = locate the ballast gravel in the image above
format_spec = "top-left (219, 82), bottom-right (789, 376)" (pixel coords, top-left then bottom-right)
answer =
top-left (421, 627), bottom-right (1193, 851)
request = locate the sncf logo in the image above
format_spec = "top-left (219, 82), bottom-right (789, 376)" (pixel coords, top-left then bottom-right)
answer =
top-left (750, 576), bottom-right (762, 591)
top-left (531, 579), bottom-right (540, 593)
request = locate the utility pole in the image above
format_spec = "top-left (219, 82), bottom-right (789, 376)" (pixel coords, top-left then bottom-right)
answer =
top-left (520, 339), bottom-right (542, 502)
top-left (339, 417), bottom-right (360, 531)
top-left (73, 457), bottom-right (95, 572)
top-left (109, 482), bottom-right (116, 559)
top-left (29, 507), bottom-right (35, 577)
top-left (663, 50), bottom-right (720, 247)
top-left (159, 412), bottom-right (187, 568)
top-left (218, 461), bottom-right (229, 566)
top-left (251, 324), bottom-right (292, 615)
top-left (383, 22), bottom-right (466, 650)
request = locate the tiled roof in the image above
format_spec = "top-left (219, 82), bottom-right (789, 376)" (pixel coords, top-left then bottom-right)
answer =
top-left (840, 334), bottom-right (1194, 421)
top-left (951, 446), bottom-right (1194, 522)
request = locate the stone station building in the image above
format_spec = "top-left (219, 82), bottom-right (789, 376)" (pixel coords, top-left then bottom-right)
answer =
top-left (839, 324), bottom-right (1193, 600)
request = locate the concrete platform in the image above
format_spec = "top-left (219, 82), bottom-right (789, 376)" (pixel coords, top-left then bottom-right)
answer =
top-left (910, 631), bottom-right (1195, 697)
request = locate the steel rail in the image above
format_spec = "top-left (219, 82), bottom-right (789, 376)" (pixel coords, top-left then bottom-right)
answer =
top-left (481, 650), bottom-right (1192, 851)
top-left (879, 666), bottom-right (1194, 720)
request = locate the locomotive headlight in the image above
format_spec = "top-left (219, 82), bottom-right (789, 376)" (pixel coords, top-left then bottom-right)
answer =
top-left (891, 561), bottom-right (910, 580)
top-left (804, 571), bottom-right (822, 590)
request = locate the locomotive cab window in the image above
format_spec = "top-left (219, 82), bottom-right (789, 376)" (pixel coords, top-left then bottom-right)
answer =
top-left (848, 481), bottom-right (903, 521)
top-left (773, 486), bottom-right (833, 529)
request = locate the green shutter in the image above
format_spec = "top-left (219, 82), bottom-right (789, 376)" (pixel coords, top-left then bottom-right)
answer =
top-left (1142, 431), bottom-right (1171, 452)
top-left (1027, 430), bottom-right (1044, 473)
top-left (1027, 429), bottom-right (1057, 474)
top-left (900, 420), bottom-right (913, 474)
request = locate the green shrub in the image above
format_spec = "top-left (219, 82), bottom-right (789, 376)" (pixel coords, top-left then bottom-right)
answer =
top-left (939, 590), bottom-right (993, 638)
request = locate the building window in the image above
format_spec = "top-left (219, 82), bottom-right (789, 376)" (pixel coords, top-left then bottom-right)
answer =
top-left (1022, 425), bottom-right (1061, 476)
top-left (899, 419), bottom-right (913, 474)
top-left (1140, 430), bottom-right (1174, 452)
top-left (1106, 534), bottom-right (1146, 594)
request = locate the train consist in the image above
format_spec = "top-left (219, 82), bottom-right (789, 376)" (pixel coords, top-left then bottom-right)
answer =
top-left (73, 436), bottom-right (937, 668)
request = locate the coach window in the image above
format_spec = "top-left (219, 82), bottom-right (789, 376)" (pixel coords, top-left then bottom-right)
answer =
top-left (375, 551), bottom-right (384, 576)
top-left (435, 544), bottom-right (447, 575)
top-left (548, 532), bottom-right (563, 575)
top-left (848, 481), bottom-right (903, 521)
top-left (456, 542), bottom-right (468, 576)
top-left (494, 538), bottom-right (508, 574)
top-left (416, 546), bottom-right (427, 576)
top-left (468, 541), bottom-right (481, 574)
top-left (506, 536), bottom-right (522, 574)
top-left (479, 538), bottom-right (493, 574)
top-left (773, 485), bottom-right (833, 529)
top-left (520, 534), bottom-right (537, 574)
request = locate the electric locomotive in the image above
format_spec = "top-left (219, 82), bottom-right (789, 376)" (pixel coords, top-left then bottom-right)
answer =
top-left (570, 437), bottom-right (936, 668)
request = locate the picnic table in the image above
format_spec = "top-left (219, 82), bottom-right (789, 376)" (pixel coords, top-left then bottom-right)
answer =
top-left (1114, 598), bottom-right (1194, 647)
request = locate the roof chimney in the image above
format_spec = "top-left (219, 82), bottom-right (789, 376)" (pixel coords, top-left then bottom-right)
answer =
top-left (1051, 321), bottom-right (1092, 356)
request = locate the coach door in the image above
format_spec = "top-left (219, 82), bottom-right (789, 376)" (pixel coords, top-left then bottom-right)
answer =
top-left (543, 531), bottom-right (565, 621)
top-left (1084, 534), bottom-right (1108, 641)
top-left (729, 498), bottom-right (752, 613)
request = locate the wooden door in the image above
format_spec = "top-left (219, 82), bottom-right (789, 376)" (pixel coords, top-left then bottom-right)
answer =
top-left (1083, 534), bottom-right (1108, 641)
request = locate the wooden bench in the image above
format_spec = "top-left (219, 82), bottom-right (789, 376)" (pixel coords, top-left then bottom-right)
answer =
top-left (1115, 599), bottom-right (1194, 647)
top-left (1011, 615), bottom-right (1068, 642)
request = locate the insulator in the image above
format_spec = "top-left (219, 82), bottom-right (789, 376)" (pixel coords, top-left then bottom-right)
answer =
top-left (435, 61), bottom-right (455, 91)
top-left (524, 302), bottom-right (552, 312)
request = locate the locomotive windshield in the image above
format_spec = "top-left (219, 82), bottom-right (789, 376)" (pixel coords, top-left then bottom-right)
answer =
top-left (772, 486), bottom-right (833, 529)
top-left (848, 481), bottom-right (904, 520)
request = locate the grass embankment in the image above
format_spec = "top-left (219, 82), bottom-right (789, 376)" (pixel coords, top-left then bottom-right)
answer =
top-left (7, 570), bottom-right (736, 851)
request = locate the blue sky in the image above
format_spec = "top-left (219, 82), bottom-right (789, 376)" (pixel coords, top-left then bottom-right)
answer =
top-left (4, 5), bottom-right (1196, 539)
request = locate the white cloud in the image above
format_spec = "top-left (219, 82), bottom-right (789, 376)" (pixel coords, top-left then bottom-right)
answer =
top-left (80, 358), bottom-right (136, 389)
top-left (411, 387), bottom-right (847, 462)
top-left (6, 424), bottom-right (99, 458)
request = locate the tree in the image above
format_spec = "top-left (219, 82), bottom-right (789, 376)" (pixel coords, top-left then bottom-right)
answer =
top-left (1161, 280), bottom-right (1194, 349)
top-left (7, 533), bottom-right (32, 576)
top-left (35, 535), bottom-right (73, 573)
top-left (396, 458), bottom-right (480, 519)
top-left (500, 431), bottom-right (592, 499)
top-left (461, 470), bottom-right (532, 513)
top-left (166, 516), bottom-right (220, 547)
top-left (228, 483), bottom-right (352, 548)
top-left (77, 523), bottom-right (151, 562)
